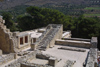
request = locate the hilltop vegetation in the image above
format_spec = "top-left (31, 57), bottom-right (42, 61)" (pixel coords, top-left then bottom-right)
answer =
top-left (2, 6), bottom-right (100, 39)
top-left (1, 0), bottom-right (100, 18)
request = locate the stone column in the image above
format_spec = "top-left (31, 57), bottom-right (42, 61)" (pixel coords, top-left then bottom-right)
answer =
top-left (28, 35), bottom-right (30, 44)
top-left (23, 36), bottom-right (25, 45)
top-left (14, 53), bottom-right (17, 59)
top-left (18, 37), bottom-right (20, 48)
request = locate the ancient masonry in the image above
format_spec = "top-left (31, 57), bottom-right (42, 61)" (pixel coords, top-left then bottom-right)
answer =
top-left (0, 16), bottom-right (99, 67)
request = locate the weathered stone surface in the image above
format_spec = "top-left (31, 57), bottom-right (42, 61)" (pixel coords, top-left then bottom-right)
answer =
top-left (85, 48), bottom-right (97, 67)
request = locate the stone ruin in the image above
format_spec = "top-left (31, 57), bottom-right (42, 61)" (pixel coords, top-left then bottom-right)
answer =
top-left (0, 16), bottom-right (99, 67)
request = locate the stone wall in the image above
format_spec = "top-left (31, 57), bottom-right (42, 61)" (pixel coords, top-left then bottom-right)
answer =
top-left (0, 53), bottom-right (14, 65)
top-left (5, 60), bottom-right (20, 67)
top-left (0, 18), bottom-right (15, 53)
top-left (55, 39), bottom-right (91, 48)
top-left (36, 50), bottom-right (54, 60)
top-left (62, 38), bottom-right (90, 42)
top-left (85, 48), bottom-right (97, 67)
top-left (85, 37), bottom-right (98, 67)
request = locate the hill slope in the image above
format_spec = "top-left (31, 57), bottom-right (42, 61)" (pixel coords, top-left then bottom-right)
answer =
top-left (0, 0), bottom-right (100, 9)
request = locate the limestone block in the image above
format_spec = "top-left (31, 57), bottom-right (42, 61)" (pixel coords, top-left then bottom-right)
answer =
top-left (31, 44), bottom-right (36, 50)
top-left (49, 57), bottom-right (58, 67)
top-left (14, 53), bottom-right (17, 59)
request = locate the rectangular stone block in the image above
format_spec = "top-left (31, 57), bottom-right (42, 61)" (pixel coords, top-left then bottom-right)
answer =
top-left (49, 57), bottom-right (58, 67)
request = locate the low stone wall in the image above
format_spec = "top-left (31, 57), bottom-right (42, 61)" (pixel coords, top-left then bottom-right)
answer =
top-left (0, 53), bottom-right (14, 65)
top-left (85, 48), bottom-right (97, 67)
top-left (21, 62), bottom-right (53, 67)
top-left (62, 38), bottom-right (90, 42)
top-left (55, 39), bottom-right (91, 48)
top-left (17, 51), bottom-right (36, 64)
top-left (8, 52), bottom-right (36, 67)
top-left (36, 53), bottom-right (54, 60)
top-left (5, 60), bottom-right (20, 67)
top-left (58, 47), bottom-right (86, 52)
top-left (17, 51), bottom-right (53, 67)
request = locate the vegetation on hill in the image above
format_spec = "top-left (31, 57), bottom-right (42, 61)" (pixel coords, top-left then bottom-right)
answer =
top-left (15, 6), bottom-right (100, 39)
top-left (2, 6), bottom-right (100, 38)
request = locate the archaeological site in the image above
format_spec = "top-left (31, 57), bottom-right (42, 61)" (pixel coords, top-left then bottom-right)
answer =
top-left (0, 15), bottom-right (99, 67)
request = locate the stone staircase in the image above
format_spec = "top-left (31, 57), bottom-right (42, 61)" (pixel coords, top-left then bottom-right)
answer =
top-left (36, 27), bottom-right (59, 50)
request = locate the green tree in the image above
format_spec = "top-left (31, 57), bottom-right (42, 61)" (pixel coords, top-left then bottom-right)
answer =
top-left (2, 12), bottom-right (17, 32)
top-left (76, 16), bottom-right (100, 38)
top-left (17, 15), bottom-right (35, 31)
top-left (17, 6), bottom-right (70, 31)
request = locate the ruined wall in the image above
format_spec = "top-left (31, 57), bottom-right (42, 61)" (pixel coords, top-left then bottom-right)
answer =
top-left (5, 61), bottom-right (21, 67)
top-left (0, 53), bottom-right (15, 65)
top-left (0, 18), bottom-right (15, 53)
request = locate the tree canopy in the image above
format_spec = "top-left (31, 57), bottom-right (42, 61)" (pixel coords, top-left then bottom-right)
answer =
top-left (17, 6), bottom-right (100, 40)
top-left (2, 12), bottom-right (17, 32)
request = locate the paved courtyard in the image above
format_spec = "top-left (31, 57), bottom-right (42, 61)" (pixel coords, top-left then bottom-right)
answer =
top-left (42, 45), bottom-right (89, 67)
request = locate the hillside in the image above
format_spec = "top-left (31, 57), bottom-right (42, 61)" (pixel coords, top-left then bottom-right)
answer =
top-left (0, 0), bottom-right (100, 9)
top-left (0, 0), bottom-right (100, 18)
top-left (0, 0), bottom-right (32, 9)
top-left (25, 0), bottom-right (86, 6)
